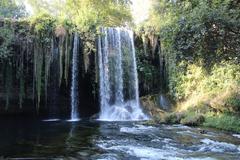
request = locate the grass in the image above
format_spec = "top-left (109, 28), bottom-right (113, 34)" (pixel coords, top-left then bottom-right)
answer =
top-left (203, 112), bottom-right (240, 133)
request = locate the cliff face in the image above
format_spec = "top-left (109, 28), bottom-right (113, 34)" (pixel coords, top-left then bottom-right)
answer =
top-left (0, 20), bottom-right (163, 118)
top-left (135, 32), bottom-right (164, 96)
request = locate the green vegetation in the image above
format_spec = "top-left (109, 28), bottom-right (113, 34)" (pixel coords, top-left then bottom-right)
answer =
top-left (0, 0), bottom-right (26, 18)
top-left (176, 62), bottom-right (240, 112)
top-left (204, 113), bottom-right (240, 133)
top-left (0, 22), bottom-right (14, 59)
top-left (139, 0), bottom-right (240, 132)
top-left (0, 0), bottom-right (240, 133)
top-left (27, 0), bottom-right (132, 31)
top-left (0, 0), bottom-right (132, 110)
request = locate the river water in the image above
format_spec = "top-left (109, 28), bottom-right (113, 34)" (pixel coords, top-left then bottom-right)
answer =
top-left (0, 118), bottom-right (240, 160)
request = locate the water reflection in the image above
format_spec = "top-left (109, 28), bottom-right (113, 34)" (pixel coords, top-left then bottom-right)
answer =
top-left (0, 118), bottom-right (100, 159)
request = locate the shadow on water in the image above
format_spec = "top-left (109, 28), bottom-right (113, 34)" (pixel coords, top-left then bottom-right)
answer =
top-left (0, 118), bottom-right (100, 159)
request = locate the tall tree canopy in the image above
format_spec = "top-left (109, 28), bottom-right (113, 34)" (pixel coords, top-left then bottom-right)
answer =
top-left (27, 0), bottom-right (132, 30)
top-left (0, 0), bottom-right (26, 18)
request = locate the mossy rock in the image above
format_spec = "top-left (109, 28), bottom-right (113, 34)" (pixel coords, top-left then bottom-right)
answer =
top-left (162, 112), bottom-right (185, 124)
top-left (141, 95), bottom-right (166, 118)
top-left (180, 114), bottom-right (205, 126)
top-left (141, 119), bottom-right (158, 125)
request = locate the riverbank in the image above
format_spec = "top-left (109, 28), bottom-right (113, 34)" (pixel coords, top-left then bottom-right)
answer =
top-left (141, 95), bottom-right (240, 133)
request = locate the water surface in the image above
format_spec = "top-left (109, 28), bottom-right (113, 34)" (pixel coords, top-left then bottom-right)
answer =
top-left (0, 118), bottom-right (240, 160)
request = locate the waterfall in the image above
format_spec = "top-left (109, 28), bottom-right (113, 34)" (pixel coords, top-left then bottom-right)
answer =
top-left (70, 33), bottom-right (80, 121)
top-left (98, 27), bottom-right (148, 121)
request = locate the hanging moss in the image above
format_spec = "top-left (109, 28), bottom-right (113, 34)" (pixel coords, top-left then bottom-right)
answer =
top-left (64, 33), bottom-right (72, 85)
top-left (0, 17), bottom-right (97, 112)
top-left (0, 23), bottom-right (14, 59)
top-left (44, 39), bottom-right (53, 105)
top-left (31, 14), bottom-right (56, 109)
top-left (4, 62), bottom-right (12, 109)
top-left (59, 36), bottom-right (64, 86)
top-left (19, 73), bottom-right (25, 108)
top-left (34, 41), bottom-right (44, 110)
top-left (81, 31), bottom-right (96, 73)
top-left (18, 45), bottom-right (25, 108)
top-left (142, 34), bottom-right (147, 56)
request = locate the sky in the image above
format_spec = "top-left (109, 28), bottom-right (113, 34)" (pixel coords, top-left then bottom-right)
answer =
top-left (21, 0), bottom-right (152, 24)
top-left (23, 1), bottom-right (33, 15)
top-left (131, 0), bottom-right (152, 24)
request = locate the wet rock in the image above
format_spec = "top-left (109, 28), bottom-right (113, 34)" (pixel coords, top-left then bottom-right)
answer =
top-left (159, 94), bottom-right (172, 111)
top-left (141, 120), bottom-right (156, 125)
top-left (90, 113), bottom-right (99, 120)
top-left (199, 130), bottom-right (207, 134)
top-left (78, 151), bottom-right (90, 157)
top-left (140, 95), bottom-right (166, 118)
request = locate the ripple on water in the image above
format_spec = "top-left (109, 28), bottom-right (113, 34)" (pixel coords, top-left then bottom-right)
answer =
top-left (164, 124), bottom-right (191, 130)
top-left (151, 138), bottom-right (173, 143)
top-left (176, 130), bottom-right (198, 137)
top-left (96, 153), bottom-right (119, 160)
top-left (185, 158), bottom-right (217, 160)
top-left (120, 124), bottom-right (156, 134)
top-left (98, 143), bottom-right (183, 160)
top-left (198, 138), bottom-right (240, 153)
top-left (95, 123), bottom-right (240, 160)
top-left (98, 142), bottom-right (218, 160)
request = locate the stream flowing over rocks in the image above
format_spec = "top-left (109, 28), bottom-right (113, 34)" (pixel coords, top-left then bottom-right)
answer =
top-left (0, 119), bottom-right (240, 160)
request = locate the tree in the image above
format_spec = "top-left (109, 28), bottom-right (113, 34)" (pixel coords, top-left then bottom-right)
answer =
top-left (27, 0), bottom-right (132, 30)
top-left (140, 0), bottom-right (240, 101)
top-left (0, 0), bottom-right (26, 18)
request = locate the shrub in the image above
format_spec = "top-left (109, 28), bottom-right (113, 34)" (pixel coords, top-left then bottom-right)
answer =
top-left (204, 113), bottom-right (240, 133)
top-left (175, 61), bottom-right (240, 113)
top-left (180, 112), bottom-right (205, 126)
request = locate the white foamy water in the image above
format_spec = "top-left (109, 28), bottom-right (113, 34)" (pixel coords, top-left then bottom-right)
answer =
top-left (98, 142), bottom-right (217, 160)
top-left (42, 119), bottom-right (60, 122)
top-left (176, 130), bottom-right (197, 136)
top-left (98, 143), bottom-right (183, 160)
top-left (233, 134), bottom-right (240, 139)
top-left (199, 138), bottom-right (240, 153)
top-left (98, 28), bottom-right (148, 121)
top-left (66, 119), bottom-right (80, 122)
top-left (120, 125), bottom-right (156, 134)
top-left (96, 153), bottom-right (119, 160)
top-left (164, 124), bottom-right (191, 130)
top-left (95, 123), bottom-right (240, 160)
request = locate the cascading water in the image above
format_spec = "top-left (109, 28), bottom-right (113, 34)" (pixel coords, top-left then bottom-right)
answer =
top-left (70, 33), bottom-right (80, 121)
top-left (98, 27), bottom-right (148, 121)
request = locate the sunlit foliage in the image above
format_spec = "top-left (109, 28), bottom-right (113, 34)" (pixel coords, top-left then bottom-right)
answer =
top-left (140, 0), bottom-right (240, 115)
top-left (27, 0), bottom-right (132, 31)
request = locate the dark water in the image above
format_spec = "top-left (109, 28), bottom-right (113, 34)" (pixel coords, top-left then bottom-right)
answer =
top-left (0, 118), bottom-right (240, 160)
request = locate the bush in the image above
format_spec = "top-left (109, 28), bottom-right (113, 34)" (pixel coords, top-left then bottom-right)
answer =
top-left (180, 112), bottom-right (205, 126)
top-left (204, 113), bottom-right (240, 133)
top-left (175, 61), bottom-right (240, 113)
top-left (0, 23), bottom-right (14, 59)
top-left (162, 112), bottom-right (185, 124)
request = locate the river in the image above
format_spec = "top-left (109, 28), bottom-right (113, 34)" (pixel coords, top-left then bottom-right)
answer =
top-left (0, 118), bottom-right (240, 160)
